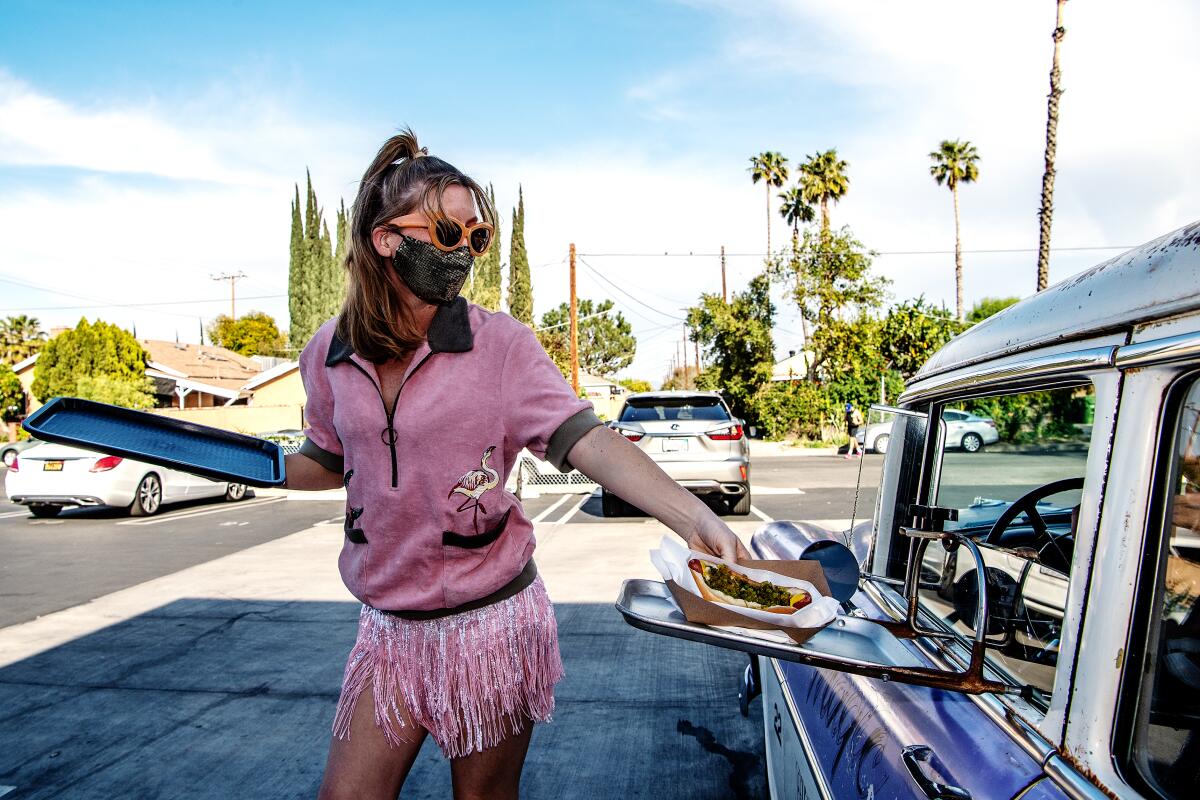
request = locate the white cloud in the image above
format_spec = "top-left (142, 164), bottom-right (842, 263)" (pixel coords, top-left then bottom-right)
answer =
top-left (2, 0), bottom-right (1198, 385)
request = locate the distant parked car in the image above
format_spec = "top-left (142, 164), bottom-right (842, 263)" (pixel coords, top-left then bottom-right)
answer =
top-left (607, 391), bottom-right (751, 516)
top-left (857, 408), bottom-right (998, 454)
top-left (0, 438), bottom-right (39, 468)
top-left (4, 442), bottom-right (246, 518)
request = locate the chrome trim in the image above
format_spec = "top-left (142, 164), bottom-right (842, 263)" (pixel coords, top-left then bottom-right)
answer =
top-left (860, 579), bottom-right (1057, 766)
top-left (1043, 755), bottom-right (1113, 800)
top-left (869, 403), bottom-right (927, 418)
top-left (1114, 330), bottom-right (1200, 369)
top-left (900, 346), bottom-right (1115, 404)
top-left (768, 657), bottom-right (834, 800)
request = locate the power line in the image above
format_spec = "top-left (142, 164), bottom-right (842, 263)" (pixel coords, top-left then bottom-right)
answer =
top-left (578, 244), bottom-right (1134, 257)
top-left (576, 257), bottom-right (687, 322)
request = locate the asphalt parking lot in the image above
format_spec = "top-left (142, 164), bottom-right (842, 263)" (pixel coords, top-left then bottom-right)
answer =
top-left (0, 451), bottom-right (883, 799)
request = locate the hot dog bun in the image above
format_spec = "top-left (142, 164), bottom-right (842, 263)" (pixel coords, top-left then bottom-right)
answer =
top-left (688, 558), bottom-right (812, 614)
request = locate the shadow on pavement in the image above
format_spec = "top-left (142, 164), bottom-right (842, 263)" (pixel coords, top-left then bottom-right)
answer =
top-left (0, 600), bottom-right (766, 799)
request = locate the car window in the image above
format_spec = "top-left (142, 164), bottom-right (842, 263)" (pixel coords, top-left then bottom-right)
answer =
top-left (1125, 377), bottom-right (1200, 800)
top-left (944, 410), bottom-right (967, 421)
top-left (619, 397), bottom-right (730, 423)
top-left (917, 384), bottom-right (1094, 703)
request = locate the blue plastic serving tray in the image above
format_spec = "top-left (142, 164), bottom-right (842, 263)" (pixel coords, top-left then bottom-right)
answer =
top-left (22, 397), bottom-right (286, 487)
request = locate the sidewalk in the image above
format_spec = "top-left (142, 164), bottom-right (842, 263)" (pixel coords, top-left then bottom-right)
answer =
top-left (748, 439), bottom-right (837, 458)
top-left (0, 514), bottom-right (769, 799)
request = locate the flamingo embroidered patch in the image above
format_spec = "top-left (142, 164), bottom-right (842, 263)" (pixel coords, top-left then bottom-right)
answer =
top-left (448, 446), bottom-right (500, 536)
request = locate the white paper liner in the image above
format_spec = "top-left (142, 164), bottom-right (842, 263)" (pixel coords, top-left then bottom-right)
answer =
top-left (650, 535), bottom-right (840, 629)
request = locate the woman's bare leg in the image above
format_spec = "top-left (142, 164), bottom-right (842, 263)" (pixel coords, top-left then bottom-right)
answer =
top-left (317, 681), bottom-right (429, 800)
top-left (448, 719), bottom-right (535, 800)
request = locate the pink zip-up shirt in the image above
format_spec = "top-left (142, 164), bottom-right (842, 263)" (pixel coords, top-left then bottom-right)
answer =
top-left (297, 298), bottom-right (601, 612)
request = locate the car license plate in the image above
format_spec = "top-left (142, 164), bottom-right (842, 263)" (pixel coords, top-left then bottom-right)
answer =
top-left (663, 437), bottom-right (689, 452)
top-left (43, 460), bottom-right (64, 471)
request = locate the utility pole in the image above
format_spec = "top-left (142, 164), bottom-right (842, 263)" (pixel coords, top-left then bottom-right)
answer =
top-left (694, 340), bottom-right (700, 377)
top-left (211, 271), bottom-right (247, 319)
top-left (682, 326), bottom-right (689, 387)
top-left (720, 245), bottom-right (727, 303)
top-left (569, 244), bottom-right (579, 395)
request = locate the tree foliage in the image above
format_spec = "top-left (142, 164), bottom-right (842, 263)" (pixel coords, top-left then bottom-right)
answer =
top-left (618, 378), bottom-right (652, 393)
top-left (538, 299), bottom-right (636, 378)
top-left (506, 186), bottom-right (533, 325)
top-left (0, 315), bottom-right (47, 366)
top-left (207, 311), bottom-right (287, 357)
top-left (798, 149), bottom-right (850, 235)
top-left (466, 184), bottom-right (503, 310)
top-left (0, 362), bottom-right (24, 422)
top-left (288, 171), bottom-right (345, 351)
top-left (748, 151), bottom-right (789, 254)
top-left (771, 226), bottom-right (889, 381)
top-left (967, 296), bottom-right (1020, 324)
top-left (687, 273), bottom-right (775, 424)
top-left (31, 319), bottom-right (154, 409)
top-left (880, 297), bottom-right (963, 379)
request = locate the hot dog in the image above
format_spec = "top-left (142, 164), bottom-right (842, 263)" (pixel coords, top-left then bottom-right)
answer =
top-left (688, 558), bottom-right (812, 614)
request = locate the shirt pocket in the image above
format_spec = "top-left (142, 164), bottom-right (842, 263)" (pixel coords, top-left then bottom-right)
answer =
top-left (440, 505), bottom-right (513, 606)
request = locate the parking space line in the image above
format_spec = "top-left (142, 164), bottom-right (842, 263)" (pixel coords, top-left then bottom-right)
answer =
top-left (117, 496), bottom-right (286, 526)
top-left (749, 505), bottom-right (773, 522)
top-left (553, 492), bottom-right (592, 525)
top-left (0, 510), bottom-right (29, 518)
top-left (531, 495), bottom-right (571, 524)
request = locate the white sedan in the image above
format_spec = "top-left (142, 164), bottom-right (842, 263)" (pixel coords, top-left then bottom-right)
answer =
top-left (858, 408), bottom-right (1000, 453)
top-left (4, 442), bottom-right (246, 518)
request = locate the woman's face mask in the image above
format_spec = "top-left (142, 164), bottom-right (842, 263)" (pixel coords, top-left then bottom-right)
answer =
top-left (391, 234), bottom-right (473, 305)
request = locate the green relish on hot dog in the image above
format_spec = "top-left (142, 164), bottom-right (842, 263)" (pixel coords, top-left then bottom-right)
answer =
top-left (687, 558), bottom-right (812, 614)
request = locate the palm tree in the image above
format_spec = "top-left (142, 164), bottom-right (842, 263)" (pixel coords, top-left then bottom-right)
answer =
top-left (930, 139), bottom-right (981, 322)
top-left (0, 315), bottom-right (46, 365)
top-left (798, 149), bottom-right (850, 237)
top-left (778, 186), bottom-right (816, 254)
top-left (748, 152), bottom-right (789, 255)
top-left (1037, 0), bottom-right (1068, 292)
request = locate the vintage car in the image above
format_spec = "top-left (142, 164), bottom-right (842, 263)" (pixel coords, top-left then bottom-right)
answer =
top-left (618, 220), bottom-right (1200, 799)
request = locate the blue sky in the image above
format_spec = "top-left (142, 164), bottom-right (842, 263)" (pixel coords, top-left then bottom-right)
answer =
top-left (2, 0), bottom-right (1198, 381)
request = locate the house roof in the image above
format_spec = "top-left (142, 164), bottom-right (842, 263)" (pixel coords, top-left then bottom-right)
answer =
top-left (241, 360), bottom-right (298, 391)
top-left (139, 340), bottom-right (261, 392)
top-left (915, 220), bottom-right (1200, 380)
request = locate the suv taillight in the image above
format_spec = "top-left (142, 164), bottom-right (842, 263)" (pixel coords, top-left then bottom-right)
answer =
top-left (90, 456), bottom-right (124, 472)
top-left (707, 424), bottom-right (743, 441)
top-left (10, 456), bottom-right (17, 472)
top-left (619, 429), bottom-right (644, 442)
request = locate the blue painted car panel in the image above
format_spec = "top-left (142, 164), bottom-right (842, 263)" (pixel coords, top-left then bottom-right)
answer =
top-left (773, 588), bottom-right (1046, 799)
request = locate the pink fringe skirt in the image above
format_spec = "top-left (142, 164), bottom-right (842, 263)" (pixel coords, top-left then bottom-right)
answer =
top-left (332, 576), bottom-right (563, 759)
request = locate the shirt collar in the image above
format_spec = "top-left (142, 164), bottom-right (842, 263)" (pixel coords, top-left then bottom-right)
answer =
top-left (325, 296), bottom-right (474, 366)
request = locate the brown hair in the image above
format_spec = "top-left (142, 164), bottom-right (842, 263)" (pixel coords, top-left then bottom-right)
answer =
top-left (337, 127), bottom-right (496, 363)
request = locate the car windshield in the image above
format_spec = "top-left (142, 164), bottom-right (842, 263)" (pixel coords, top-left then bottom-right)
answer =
top-left (619, 397), bottom-right (730, 423)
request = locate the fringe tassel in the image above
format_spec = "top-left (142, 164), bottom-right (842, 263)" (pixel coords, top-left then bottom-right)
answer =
top-left (332, 577), bottom-right (563, 759)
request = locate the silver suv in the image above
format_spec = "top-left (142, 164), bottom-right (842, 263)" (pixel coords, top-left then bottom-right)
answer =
top-left (607, 391), bottom-right (750, 516)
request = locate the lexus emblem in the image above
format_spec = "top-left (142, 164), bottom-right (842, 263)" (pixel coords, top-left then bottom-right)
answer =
top-left (671, 423), bottom-right (680, 430)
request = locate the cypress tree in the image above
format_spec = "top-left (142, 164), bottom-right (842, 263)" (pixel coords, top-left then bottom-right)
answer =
top-left (287, 184), bottom-right (306, 351)
top-left (333, 199), bottom-right (349, 311)
top-left (507, 185), bottom-right (532, 325)
top-left (471, 184), bottom-right (503, 311)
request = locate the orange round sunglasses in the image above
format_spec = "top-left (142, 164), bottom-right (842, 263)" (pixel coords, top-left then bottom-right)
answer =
top-left (388, 213), bottom-right (494, 257)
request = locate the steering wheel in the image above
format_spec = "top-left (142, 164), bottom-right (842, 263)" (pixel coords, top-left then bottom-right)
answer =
top-left (983, 477), bottom-right (1084, 550)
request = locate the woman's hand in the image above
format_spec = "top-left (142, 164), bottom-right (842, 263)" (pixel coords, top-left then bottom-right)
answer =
top-left (685, 518), bottom-right (752, 563)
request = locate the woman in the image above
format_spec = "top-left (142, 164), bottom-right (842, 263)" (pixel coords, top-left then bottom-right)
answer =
top-left (284, 128), bottom-right (749, 800)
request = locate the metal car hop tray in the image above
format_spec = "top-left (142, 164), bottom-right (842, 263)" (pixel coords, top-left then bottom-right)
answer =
top-left (22, 397), bottom-right (286, 487)
top-left (617, 578), bottom-right (922, 670)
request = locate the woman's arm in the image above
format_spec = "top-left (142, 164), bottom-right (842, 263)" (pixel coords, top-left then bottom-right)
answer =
top-left (283, 452), bottom-right (344, 491)
top-left (564, 424), bottom-right (751, 561)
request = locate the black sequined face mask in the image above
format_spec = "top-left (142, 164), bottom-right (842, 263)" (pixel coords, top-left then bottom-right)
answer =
top-left (391, 234), bottom-right (473, 305)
